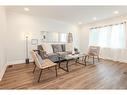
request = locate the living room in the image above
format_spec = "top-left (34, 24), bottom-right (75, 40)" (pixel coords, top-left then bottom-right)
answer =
top-left (1, 6), bottom-right (127, 89)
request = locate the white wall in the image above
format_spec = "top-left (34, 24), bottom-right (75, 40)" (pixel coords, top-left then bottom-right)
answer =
top-left (79, 25), bottom-right (89, 53)
top-left (0, 7), bottom-right (7, 81)
top-left (6, 12), bottom-right (80, 65)
top-left (79, 15), bottom-right (127, 63)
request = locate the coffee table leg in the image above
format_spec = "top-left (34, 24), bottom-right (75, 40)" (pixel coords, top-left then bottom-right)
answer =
top-left (84, 56), bottom-right (87, 66)
top-left (66, 60), bottom-right (69, 72)
top-left (58, 56), bottom-right (69, 72)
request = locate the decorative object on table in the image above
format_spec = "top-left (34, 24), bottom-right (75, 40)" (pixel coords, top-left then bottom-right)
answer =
top-left (74, 48), bottom-right (79, 54)
top-left (25, 33), bottom-right (30, 64)
top-left (68, 32), bottom-right (73, 43)
top-left (43, 35), bottom-right (46, 39)
top-left (31, 39), bottom-right (38, 45)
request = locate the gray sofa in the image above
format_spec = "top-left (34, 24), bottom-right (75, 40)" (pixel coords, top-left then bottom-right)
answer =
top-left (37, 44), bottom-right (68, 63)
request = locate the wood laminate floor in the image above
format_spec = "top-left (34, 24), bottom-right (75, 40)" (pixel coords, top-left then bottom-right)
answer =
top-left (0, 59), bottom-right (127, 89)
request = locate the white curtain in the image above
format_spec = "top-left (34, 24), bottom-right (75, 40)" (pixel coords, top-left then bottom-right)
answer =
top-left (89, 23), bottom-right (127, 62)
top-left (98, 26), bottom-right (111, 47)
top-left (110, 24), bottom-right (126, 48)
top-left (89, 23), bottom-right (126, 48)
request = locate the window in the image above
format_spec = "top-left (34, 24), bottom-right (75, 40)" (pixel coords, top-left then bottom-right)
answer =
top-left (89, 23), bottom-right (126, 48)
top-left (59, 33), bottom-right (67, 42)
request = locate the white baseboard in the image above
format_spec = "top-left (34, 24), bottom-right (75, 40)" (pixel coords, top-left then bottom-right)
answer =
top-left (0, 64), bottom-right (7, 81)
top-left (100, 57), bottom-right (127, 63)
top-left (7, 60), bottom-right (25, 65)
top-left (7, 59), bottom-right (33, 65)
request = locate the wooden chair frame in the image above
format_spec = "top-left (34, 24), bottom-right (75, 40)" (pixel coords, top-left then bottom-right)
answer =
top-left (32, 50), bottom-right (57, 82)
top-left (86, 46), bottom-right (100, 64)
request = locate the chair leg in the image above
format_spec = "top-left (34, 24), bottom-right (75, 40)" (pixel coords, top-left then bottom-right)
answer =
top-left (55, 65), bottom-right (57, 77)
top-left (66, 60), bottom-right (69, 72)
top-left (38, 69), bottom-right (42, 83)
top-left (93, 56), bottom-right (94, 64)
top-left (33, 65), bottom-right (36, 73)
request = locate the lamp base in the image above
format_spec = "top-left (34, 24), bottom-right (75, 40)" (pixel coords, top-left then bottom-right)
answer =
top-left (25, 58), bottom-right (29, 64)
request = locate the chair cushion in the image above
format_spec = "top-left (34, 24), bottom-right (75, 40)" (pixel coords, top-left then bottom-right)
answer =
top-left (88, 46), bottom-right (100, 56)
top-left (36, 52), bottom-right (44, 64)
top-left (41, 59), bottom-right (56, 69)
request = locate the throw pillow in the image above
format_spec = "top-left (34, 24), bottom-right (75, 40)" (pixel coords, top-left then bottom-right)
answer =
top-left (42, 43), bottom-right (53, 54)
top-left (52, 44), bottom-right (63, 53)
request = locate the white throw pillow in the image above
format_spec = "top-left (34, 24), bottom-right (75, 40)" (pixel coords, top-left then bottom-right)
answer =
top-left (42, 43), bottom-right (53, 54)
top-left (66, 43), bottom-right (74, 53)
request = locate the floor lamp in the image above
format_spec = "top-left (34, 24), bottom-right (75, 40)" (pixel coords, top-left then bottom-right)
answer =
top-left (25, 34), bottom-right (29, 64)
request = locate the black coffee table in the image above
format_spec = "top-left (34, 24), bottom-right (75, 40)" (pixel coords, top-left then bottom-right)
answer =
top-left (58, 53), bottom-right (87, 72)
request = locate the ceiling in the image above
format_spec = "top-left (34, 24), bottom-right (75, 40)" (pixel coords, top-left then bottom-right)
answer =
top-left (6, 6), bottom-right (127, 25)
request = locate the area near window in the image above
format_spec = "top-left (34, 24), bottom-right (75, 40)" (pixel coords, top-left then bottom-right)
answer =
top-left (89, 22), bottom-right (126, 49)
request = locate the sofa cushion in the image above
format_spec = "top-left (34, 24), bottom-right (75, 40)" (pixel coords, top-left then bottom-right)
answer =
top-left (52, 44), bottom-right (63, 53)
top-left (42, 43), bottom-right (53, 54)
top-left (57, 51), bottom-right (68, 56)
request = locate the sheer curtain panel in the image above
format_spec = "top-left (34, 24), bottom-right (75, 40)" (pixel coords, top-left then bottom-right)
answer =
top-left (89, 22), bottom-right (127, 63)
